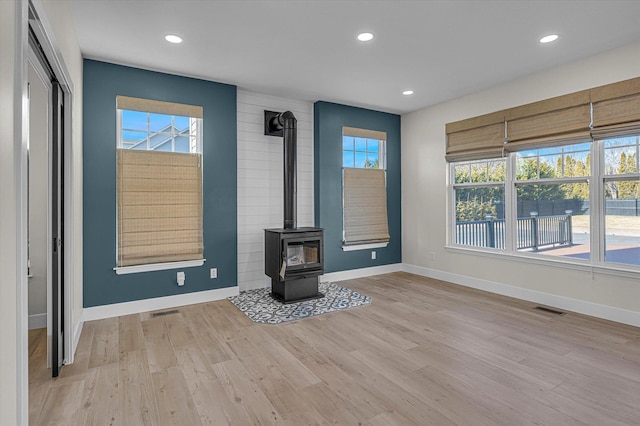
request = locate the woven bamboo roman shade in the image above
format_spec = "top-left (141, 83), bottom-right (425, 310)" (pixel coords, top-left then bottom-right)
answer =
top-left (591, 76), bottom-right (640, 136)
top-left (343, 168), bottom-right (390, 246)
top-left (117, 150), bottom-right (203, 267)
top-left (445, 111), bottom-right (505, 162)
top-left (446, 76), bottom-right (640, 161)
top-left (116, 95), bottom-right (203, 118)
top-left (343, 126), bottom-right (387, 141)
top-left (504, 90), bottom-right (591, 151)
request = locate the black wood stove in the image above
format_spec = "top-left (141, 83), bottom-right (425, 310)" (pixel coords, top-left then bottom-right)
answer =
top-left (263, 110), bottom-right (324, 303)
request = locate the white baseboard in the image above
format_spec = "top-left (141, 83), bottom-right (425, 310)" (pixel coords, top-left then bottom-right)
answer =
top-left (82, 286), bottom-right (240, 322)
top-left (28, 313), bottom-right (47, 330)
top-left (237, 264), bottom-right (404, 292)
top-left (403, 263), bottom-right (640, 328)
top-left (321, 263), bottom-right (403, 283)
top-left (71, 319), bottom-right (83, 364)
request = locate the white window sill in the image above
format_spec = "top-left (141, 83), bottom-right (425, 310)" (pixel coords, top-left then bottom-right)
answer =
top-left (445, 244), bottom-right (640, 279)
top-left (342, 242), bottom-right (388, 252)
top-left (114, 259), bottom-right (205, 275)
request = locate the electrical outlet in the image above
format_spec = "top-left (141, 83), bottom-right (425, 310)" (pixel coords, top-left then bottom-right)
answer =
top-left (177, 271), bottom-right (185, 286)
top-left (210, 268), bottom-right (217, 279)
top-left (430, 251), bottom-right (436, 261)
top-left (371, 251), bottom-right (376, 260)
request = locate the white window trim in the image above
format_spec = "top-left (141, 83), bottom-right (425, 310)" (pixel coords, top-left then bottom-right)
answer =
top-left (445, 244), bottom-right (640, 279)
top-left (448, 137), bottom-right (640, 274)
top-left (114, 259), bottom-right (206, 275)
top-left (342, 136), bottom-right (387, 169)
top-left (116, 110), bottom-right (202, 153)
top-left (342, 130), bottom-right (389, 248)
top-left (342, 242), bottom-right (389, 251)
top-left (115, 104), bottom-right (204, 270)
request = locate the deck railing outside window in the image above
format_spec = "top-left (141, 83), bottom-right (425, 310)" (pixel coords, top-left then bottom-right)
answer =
top-left (456, 213), bottom-right (573, 251)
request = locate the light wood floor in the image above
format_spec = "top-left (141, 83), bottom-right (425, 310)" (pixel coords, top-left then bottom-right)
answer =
top-left (29, 272), bottom-right (640, 425)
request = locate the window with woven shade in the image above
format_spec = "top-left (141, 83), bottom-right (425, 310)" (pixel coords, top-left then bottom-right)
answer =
top-left (115, 96), bottom-right (204, 271)
top-left (342, 127), bottom-right (390, 248)
top-left (446, 76), bottom-right (640, 269)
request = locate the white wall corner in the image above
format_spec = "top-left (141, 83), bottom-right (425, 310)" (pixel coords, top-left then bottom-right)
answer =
top-left (402, 263), bottom-right (640, 328)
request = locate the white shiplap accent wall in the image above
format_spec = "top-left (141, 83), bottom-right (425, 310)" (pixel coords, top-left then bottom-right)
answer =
top-left (237, 91), bottom-right (314, 291)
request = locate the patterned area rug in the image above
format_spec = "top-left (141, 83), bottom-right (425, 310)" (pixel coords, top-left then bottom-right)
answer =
top-left (228, 282), bottom-right (371, 324)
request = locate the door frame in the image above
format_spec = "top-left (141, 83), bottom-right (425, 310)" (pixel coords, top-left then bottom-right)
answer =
top-left (27, 0), bottom-right (76, 366)
top-left (3, 0), bottom-right (77, 422)
top-left (26, 48), bottom-right (54, 369)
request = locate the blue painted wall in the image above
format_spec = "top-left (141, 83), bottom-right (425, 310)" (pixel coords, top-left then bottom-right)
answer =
top-left (314, 101), bottom-right (401, 272)
top-left (83, 60), bottom-right (237, 307)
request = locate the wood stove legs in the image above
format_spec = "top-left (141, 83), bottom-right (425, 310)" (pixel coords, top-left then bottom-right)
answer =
top-left (271, 276), bottom-right (324, 304)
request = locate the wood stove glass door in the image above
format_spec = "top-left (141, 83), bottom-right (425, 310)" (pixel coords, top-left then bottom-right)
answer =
top-left (283, 238), bottom-right (322, 272)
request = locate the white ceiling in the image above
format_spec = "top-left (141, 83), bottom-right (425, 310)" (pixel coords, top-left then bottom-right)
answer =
top-left (69, 0), bottom-right (640, 115)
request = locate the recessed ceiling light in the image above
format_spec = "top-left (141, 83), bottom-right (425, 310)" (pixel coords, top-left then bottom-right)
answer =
top-left (165, 34), bottom-right (183, 44)
top-left (357, 32), bottom-right (374, 42)
top-left (402, 90), bottom-right (414, 96)
top-left (539, 34), bottom-right (559, 44)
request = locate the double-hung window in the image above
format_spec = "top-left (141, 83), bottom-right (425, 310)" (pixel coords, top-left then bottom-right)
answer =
top-left (452, 159), bottom-right (506, 248)
top-left (342, 126), bottom-right (389, 250)
top-left (446, 76), bottom-right (640, 270)
top-left (115, 96), bottom-right (204, 273)
top-left (599, 134), bottom-right (640, 265)
top-left (513, 142), bottom-right (591, 257)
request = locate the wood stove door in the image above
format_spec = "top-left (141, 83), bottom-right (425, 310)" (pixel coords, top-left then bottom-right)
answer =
top-left (283, 236), bottom-right (322, 276)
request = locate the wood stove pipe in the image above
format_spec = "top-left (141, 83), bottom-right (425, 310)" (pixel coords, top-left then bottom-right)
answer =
top-left (264, 110), bottom-right (297, 229)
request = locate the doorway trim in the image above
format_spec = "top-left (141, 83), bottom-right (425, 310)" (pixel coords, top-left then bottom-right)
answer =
top-left (9, 0), bottom-right (79, 419)
top-left (26, 48), bottom-right (54, 368)
top-left (10, 1), bottom-right (30, 424)
top-left (27, 0), bottom-right (76, 369)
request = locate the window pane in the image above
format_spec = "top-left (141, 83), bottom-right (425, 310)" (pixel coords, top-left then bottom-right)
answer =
top-left (343, 151), bottom-right (354, 168)
top-left (487, 160), bottom-right (506, 182)
top-left (604, 136), bottom-right (637, 148)
top-left (454, 163), bottom-right (470, 184)
top-left (365, 153), bottom-right (379, 169)
top-left (604, 147), bottom-right (638, 175)
top-left (540, 154), bottom-right (561, 174)
top-left (564, 142), bottom-right (591, 152)
top-left (516, 183), bottom-right (590, 259)
top-left (355, 151), bottom-right (366, 168)
top-left (154, 141), bottom-right (172, 152)
top-left (455, 186), bottom-right (505, 248)
top-left (149, 113), bottom-right (172, 132)
top-left (342, 136), bottom-right (354, 151)
top-left (122, 131), bottom-right (147, 149)
top-left (367, 139), bottom-right (379, 153)
top-left (516, 156), bottom-right (537, 179)
top-left (539, 146), bottom-right (563, 155)
top-left (174, 115), bottom-right (190, 132)
top-left (563, 151), bottom-right (590, 177)
top-left (149, 132), bottom-right (172, 150)
top-left (122, 110), bottom-right (147, 131)
top-left (604, 181), bottom-right (640, 266)
top-left (454, 159), bottom-right (505, 184)
top-left (517, 142), bottom-right (591, 181)
top-left (470, 162), bottom-right (488, 182)
top-left (354, 137), bottom-right (367, 151)
top-left (175, 136), bottom-right (190, 153)
top-left (517, 156), bottom-right (560, 180)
